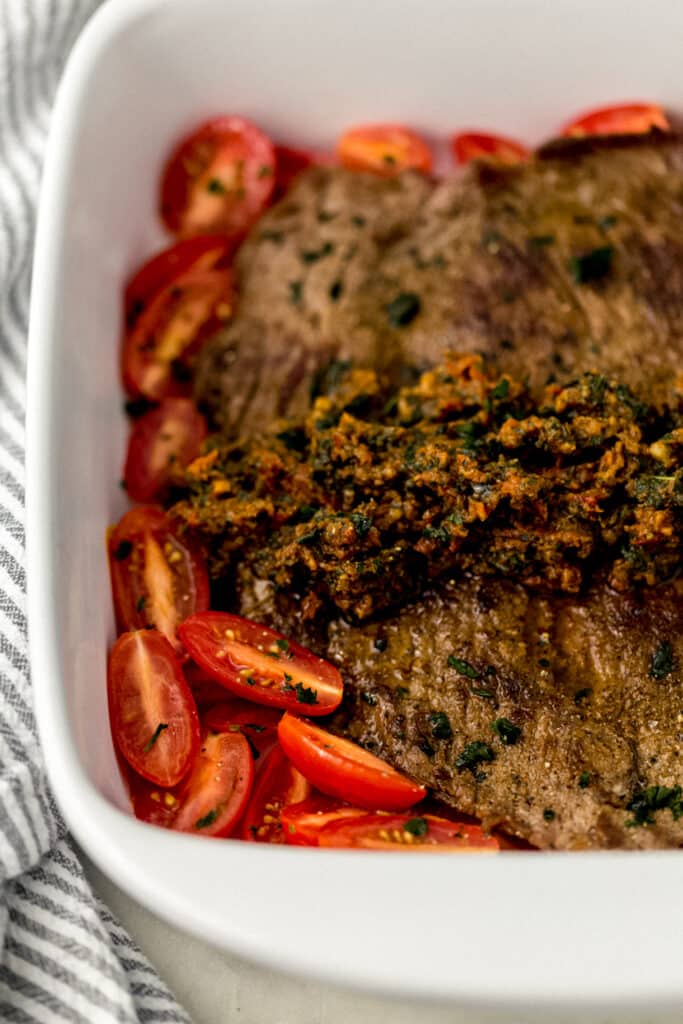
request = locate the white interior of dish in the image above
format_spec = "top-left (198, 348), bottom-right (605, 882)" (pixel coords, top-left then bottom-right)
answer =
top-left (27, 0), bottom-right (683, 1008)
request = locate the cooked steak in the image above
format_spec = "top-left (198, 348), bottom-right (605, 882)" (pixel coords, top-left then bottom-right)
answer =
top-left (236, 570), bottom-right (683, 851)
top-left (197, 132), bottom-right (683, 436)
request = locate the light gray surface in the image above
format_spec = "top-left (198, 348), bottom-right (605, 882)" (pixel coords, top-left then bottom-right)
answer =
top-left (83, 850), bottom-right (676, 1024)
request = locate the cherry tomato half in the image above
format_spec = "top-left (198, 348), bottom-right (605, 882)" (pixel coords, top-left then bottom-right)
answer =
top-left (451, 132), bottom-right (529, 166)
top-left (123, 398), bottom-right (207, 503)
top-left (184, 662), bottom-right (236, 708)
top-left (124, 235), bottom-right (233, 330)
top-left (281, 797), bottom-right (367, 846)
top-left (337, 123), bottom-right (432, 177)
top-left (160, 116), bottom-right (276, 238)
top-left (241, 743), bottom-right (311, 842)
top-left (178, 612), bottom-right (344, 715)
top-left (317, 812), bottom-right (500, 852)
top-left (277, 714), bottom-right (427, 810)
top-left (561, 102), bottom-right (669, 138)
top-left (108, 630), bottom-right (200, 787)
top-left (108, 506), bottom-right (210, 650)
top-left (171, 730), bottom-right (254, 837)
top-left (121, 268), bottom-right (234, 401)
top-left (203, 700), bottom-right (282, 760)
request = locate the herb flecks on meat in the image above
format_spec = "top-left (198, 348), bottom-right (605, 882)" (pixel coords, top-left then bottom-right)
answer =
top-left (172, 354), bottom-right (681, 622)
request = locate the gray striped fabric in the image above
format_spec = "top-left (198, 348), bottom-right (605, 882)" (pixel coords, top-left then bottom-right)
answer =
top-left (0, 1), bottom-right (191, 1020)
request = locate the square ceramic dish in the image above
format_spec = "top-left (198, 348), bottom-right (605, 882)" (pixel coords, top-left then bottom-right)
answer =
top-left (26, 0), bottom-right (683, 1012)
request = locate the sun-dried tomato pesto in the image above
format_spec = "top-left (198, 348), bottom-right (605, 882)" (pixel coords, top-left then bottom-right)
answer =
top-left (171, 355), bottom-right (682, 621)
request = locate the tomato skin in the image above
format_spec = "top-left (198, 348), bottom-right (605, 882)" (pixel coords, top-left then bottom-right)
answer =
top-left (178, 612), bottom-right (344, 716)
top-left (184, 662), bottom-right (235, 708)
top-left (108, 630), bottom-right (200, 787)
top-left (124, 235), bottom-right (233, 329)
top-left (203, 700), bottom-right (281, 762)
top-left (121, 268), bottom-right (234, 401)
top-left (337, 123), bottom-right (432, 177)
top-left (277, 714), bottom-right (427, 811)
top-left (241, 743), bottom-right (311, 842)
top-left (108, 506), bottom-right (210, 649)
top-left (171, 730), bottom-right (254, 837)
top-left (280, 797), bottom-right (367, 846)
top-left (160, 116), bottom-right (276, 238)
top-left (273, 145), bottom-right (332, 200)
top-left (123, 398), bottom-right (207, 503)
top-left (561, 102), bottom-right (669, 138)
top-left (317, 813), bottom-right (500, 851)
top-left (451, 132), bottom-right (529, 166)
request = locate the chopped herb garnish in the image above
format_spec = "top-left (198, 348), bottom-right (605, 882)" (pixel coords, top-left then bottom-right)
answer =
top-left (295, 682), bottom-right (318, 705)
top-left (418, 739), bottom-right (435, 757)
top-left (114, 540), bottom-right (132, 561)
top-left (283, 672), bottom-right (293, 684)
top-left (626, 785), bottom-right (683, 827)
top-left (447, 655), bottom-right (480, 679)
top-left (135, 596), bottom-right (146, 613)
top-left (207, 178), bottom-right (226, 194)
top-left (489, 378), bottom-right (510, 402)
top-left (373, 636), bottom-right (388, 653)
top-left (301, 241), bottom-right (334, 264)
top-left (245, 675), bottom-right (256, 687)
top-left (403, 816), bottom-right (428, 837)
top-left (350, 511), bottom-right (373, 537)
top-left (288, 280), bottom-right (303, 306)
top-left (650, 641), bottom-right (675, 681)
top-left (471, 687), bottom-right (495, 700)
top-left (574, 687), bottom-right (592, 705)
top-left (396, 686), bottom-right (410, 698)
top-left (351, 214), bottom-right (366, 228)
top-left (543, 808), bottom-right (556, 822)
top-left (195, 808), bottom-right (219, 830)
top-left (429, 712), bottom-right (453, 741)
top-left (361, 691), bottom-right (378, 706)
top-left (143, 722), bottom-right (168, 753)
top-left (329, 279), bottom-right (343, 301)
top-left (276, 637), bottom-right (291, 654)
top-left (491, 718), bottom-right (521, 746)
top-left (258, 164), bottom-right (273, 178)
top-left (455, 742), bottom-right (495, 773)
top-left (578, 771), bottom-right (591, 789)
top-left (569, 245), bottom-right (613, 284)
top-left (588, 374), bottom-right (608, 403)
top-left (124, 396), bottom-right (154, 419)
top-left (386, 292), bottom-right (421, 328)
top-left (260, 229), bottom-right (285, 244)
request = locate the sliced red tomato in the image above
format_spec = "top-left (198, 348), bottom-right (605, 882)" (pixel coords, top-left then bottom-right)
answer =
top-left (241, 743), bottom-right (311, 842)
top-left (337, 123), bottom-right (432, 177)
top-left (125, 766), bottom-right (181, 828)
top-left (160, 116), bottom-right (275, 238)
top-left (184, 662), bottom-right (235, 708)
top-left (281, 797), bottom-right (367, 846)
top-left (317, 812), bottom-right (500, 851)
top-left (123, 398), bottom-right (207, 503)
top-left (273, 145), bottom-right (332, 200)
top-left (124, 235), bottom-right (233, 329)
top-left (277, 714), bottom-right (427, 810)
top-left (561, 102), bottom-right (669, 138)
top-left (171, 730), bottom-right (253, 836)
top-left (203, 700), bottom-right (281, 759)
top-left (108, 630), bottom-right (200, 787)
top-left (178, 612), bottom-right (344, 715)
top-left (108, 506), bottom-right (209, 649)
top-left (121, 267), bottom-right (233, 400)
top-left (451, 132), bottom-right (529, 166)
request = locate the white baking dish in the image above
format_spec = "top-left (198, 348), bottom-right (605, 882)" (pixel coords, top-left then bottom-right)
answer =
top-left (26, 0), bottom-right (683, 1012)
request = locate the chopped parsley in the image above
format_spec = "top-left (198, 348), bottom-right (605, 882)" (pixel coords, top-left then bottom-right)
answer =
top-left (471, 687), bottom-right (495, 700)
top-left (350, 511), bottom-right (373, 537)
top-left (113, 540), bottom-right (132, 561)
top-left (447, 655), bottom-right (480, 680)
top-left (588, 374), bottom-right (608, 403)
top-left (455, 742), bottom-right (495, 773)
top-left (489, 378), bottom-right (510, 401)
top-left (386, 292), bottom-right (421, 328)
top-left (429, 712), bottom-right (453, 741)
top-left (276, 637), bottom-right (291, 654)
top-left (295, 682), bottom-right (318, 705)
top-left (650, 641), bottom-right (675, 681)
top-left (373, 636), bottom-right (388, 653)
top-left (135, 595), bottom-right (146, 613)
top-left (574, 687), bottom-right (592, 705)
top-left (361, 691), bottom-right (378, 706)
top-left (207, 178), bottom-right (226, 194)
top-left (143, 722), bottom-right (168, 753)
top-left (195, 807), bottom-right (219, 830)
top-left (578, 771), bottom-right (591, 789)
top-left (626, 785), bottom-right (683, 827)
top-left (403, 816), bottom-right (428, 837)
top-left (258, 164), bottom-right (273, 178)
top-left (491, 718), bottom-right (521, 746)
top-left (245, 675), bottom-right (256, 687)
top-left (329, 279), bottom-right (343, 301)
top-left (569, 245), bottom-right (613, 284)
top-left (288, 280), bottom-right (303, 306)
top-left (543, 808), bottom-right (556, 822)
top-left (301, 241), bottom-right (334, 264)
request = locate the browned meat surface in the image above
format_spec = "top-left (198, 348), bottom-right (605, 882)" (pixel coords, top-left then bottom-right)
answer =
top-left (237, 570), bottom-right (683, 850)
top-left (197, 132), bottom-right (683, 437)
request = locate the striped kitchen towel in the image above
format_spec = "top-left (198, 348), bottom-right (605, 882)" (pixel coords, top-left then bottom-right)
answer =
top-left (0, 1), bottom-right (190, 1020)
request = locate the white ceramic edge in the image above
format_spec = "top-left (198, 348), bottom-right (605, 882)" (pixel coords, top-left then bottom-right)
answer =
top-left (25, 0), bottom-right (683, 1012)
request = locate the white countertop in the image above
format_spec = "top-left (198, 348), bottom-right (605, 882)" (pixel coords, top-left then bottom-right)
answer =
top-left (83, 850), bottom-right (675, 1024)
